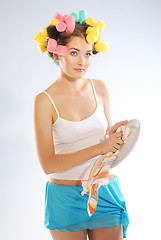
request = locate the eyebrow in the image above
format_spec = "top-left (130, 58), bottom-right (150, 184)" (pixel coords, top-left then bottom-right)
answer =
top-left (69, 48), bottom-right (92, 52)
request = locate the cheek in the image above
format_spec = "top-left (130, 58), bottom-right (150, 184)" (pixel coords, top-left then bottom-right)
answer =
top-left (65, 55), bottom-right (75, 67)
top-left (86, 58), bottom-right (92, 66)
top-left (60, 56), bottom-right (72, 68)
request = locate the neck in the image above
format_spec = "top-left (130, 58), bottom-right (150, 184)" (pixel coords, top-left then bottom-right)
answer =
top-left (56, 72), bottom-right (86, 94)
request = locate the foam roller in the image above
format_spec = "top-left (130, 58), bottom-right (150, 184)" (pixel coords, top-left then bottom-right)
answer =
top-left (86, 34), bottom-right (98, 43)
top-left (50, 18), bottom-right (59, 26)
top-left (53, 12), bottom-right (63, 20)
top-left (47, 38), bottom-right (57, 52)
top-left (95, 21), bottom-right (105, 32)
top-left (86, 17), bottom-right (96, 26)
top-left (34, 33), bottom-right (47, 46)
top-left (47, 38), bottom-right (68, 56)
top-left (56, 21), bottom-right (66, 32)
top-left (95, 42), bottom-right (109, 52)
top-left (60, 14), bottom-right (70, 22)
top-left (66, 15), bottom-right (75, 34)
top-left (95, 33), bottom-right (102, 44)
top-left (38, 45), bottom-right (47, 54)
top-left (70, 12), bottom-right (79, 22)
top-left (86, 26), bottom-right (99, 37)
top-left (40, 27), bottom-right (49, 38)
top-left (55, 45), bottom-right (68, 56)
top-left (78, 10), bottom-right (87, 24)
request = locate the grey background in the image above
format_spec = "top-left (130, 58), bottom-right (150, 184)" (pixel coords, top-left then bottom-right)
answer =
top-left (1, 0), bottom-right (161, 239)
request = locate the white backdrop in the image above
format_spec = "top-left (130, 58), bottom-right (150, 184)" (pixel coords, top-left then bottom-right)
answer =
top-left (1, 0), bottom-right (161, 239)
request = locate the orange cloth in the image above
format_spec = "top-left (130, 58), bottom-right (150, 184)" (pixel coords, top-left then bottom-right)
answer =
top-left (81, 125), bottom-right (130, 216)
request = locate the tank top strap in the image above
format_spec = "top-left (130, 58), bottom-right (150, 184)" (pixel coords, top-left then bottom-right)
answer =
top-left (89, 78), bottom-right (99, 104)
top-left (42, 91), bottom-right (60, 118)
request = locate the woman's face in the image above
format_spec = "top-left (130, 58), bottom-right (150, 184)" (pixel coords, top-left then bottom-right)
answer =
top-left (56, 36), bottom-right (93, 78)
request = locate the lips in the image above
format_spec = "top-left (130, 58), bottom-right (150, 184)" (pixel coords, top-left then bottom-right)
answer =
top-left (74, 68), bottom-right (85, 72)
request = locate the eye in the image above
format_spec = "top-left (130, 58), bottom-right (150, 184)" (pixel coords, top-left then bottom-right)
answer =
top-left (71, 51), bottom-right (77, 56)
top-left (86, 52), bottom-right (92, 57)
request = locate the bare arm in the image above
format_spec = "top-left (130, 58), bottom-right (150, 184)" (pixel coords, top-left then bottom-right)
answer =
top-left (47, 143), bottom-right (101, 174)
top-left (92, 79), bottom-right (112, 134)
top-left (101, 81), bottom-right (112, 133)
top-left (33, 93), bottom-right (102, 175)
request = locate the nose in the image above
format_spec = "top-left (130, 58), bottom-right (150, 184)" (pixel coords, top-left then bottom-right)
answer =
top-left (78, 54), bottom-right (85, 66)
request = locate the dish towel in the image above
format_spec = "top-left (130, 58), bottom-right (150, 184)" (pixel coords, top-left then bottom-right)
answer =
top-left (81, 125), bottom-right (130, 216)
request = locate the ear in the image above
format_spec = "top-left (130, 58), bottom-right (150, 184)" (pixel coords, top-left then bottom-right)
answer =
top-left (53, 53), bottom-right (60, 61)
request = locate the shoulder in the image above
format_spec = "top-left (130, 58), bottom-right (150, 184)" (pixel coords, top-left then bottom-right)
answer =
top-left (33, 92), bottom-right (52, 115)
top-left (92, 79), bottom-right (112, 130)
top-left (92, 78), bottom-right (110, 99)
top-left (33, 92), bottom-right (53, 132)
top-left (33, 91), bottom-right (53, 109)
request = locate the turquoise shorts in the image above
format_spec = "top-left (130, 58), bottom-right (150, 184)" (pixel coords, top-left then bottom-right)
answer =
top-left (44, 175), bottom-right (129, 238)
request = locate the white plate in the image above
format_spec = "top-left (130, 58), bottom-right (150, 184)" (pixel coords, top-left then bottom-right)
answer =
top-left (111, 119), bottom-right (140, 168)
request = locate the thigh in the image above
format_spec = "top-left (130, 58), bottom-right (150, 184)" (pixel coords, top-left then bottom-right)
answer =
top-left (87, 225), bottom-right (123, 240)
top-left (49, 229), bottom-right (88, 240)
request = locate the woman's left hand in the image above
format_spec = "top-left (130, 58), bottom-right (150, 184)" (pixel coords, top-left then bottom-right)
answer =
top-left (106, 120), bottom-right (129, 135)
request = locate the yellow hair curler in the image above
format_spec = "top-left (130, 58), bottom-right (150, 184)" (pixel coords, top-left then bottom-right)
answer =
top-left (40, 27), bottom-right (49, 38)
top-left (86, 17), bottom-right (96, 26)
top-left (95, 42), bottom-right (109, 52)
top-left (38, 45), bottom-right (47, 54)
top-left (34, 33), bottom-right (47, 46)
top-left (49, 18), bottom-right (59, 26)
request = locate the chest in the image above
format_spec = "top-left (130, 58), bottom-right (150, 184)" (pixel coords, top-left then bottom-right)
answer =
top-left (53, 104), bottom-right (108, 146)
top-left (52, 91), bottom-right (103, 122)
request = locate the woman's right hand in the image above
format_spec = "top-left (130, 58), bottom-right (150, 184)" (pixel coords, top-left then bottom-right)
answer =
top-left (100, 132), bottom-right (124, 154)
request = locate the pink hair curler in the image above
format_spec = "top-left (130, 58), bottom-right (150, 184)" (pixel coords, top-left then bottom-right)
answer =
top-left (53, 13), bottom-right (75, 34)
top-left (47, 38), bottom-right (57, 52)
top-left (55, 45), bottom-right (68, 56)
top-left (66, 15), bottom-right (75, 34)
top-left (60, 14), bottom-right (70, 22)
top-left (53, 12), bottom-right (63, 20)
top-left (47, 38), bottom-right (68, 56)
top-left (56, 21), bottom-right (66, 32)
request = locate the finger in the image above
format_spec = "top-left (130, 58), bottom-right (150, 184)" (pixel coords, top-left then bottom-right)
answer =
top-left (114, 143), bottom-right (121, 149)
top-left (112, 147), bottom-right (117, 153)
top-left (117, 139), bottom-right (124, 144)
top-left (112, 144), bottom-right (120, 151)
top-left (115, 132), bottom-right (123, 137)
top-left (120, 120), bottom-right (128, 124)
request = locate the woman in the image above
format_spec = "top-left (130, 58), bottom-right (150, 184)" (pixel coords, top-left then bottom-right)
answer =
top-left (33, 10), bottom-right (129, 240)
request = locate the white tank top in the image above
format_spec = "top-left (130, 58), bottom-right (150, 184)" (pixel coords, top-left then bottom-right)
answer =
top-left (42, 78), bottom-right (108, 180)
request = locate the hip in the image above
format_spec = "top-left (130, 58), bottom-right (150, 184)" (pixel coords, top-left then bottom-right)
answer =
top-left (48, 173), bottom-right (115, 186)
